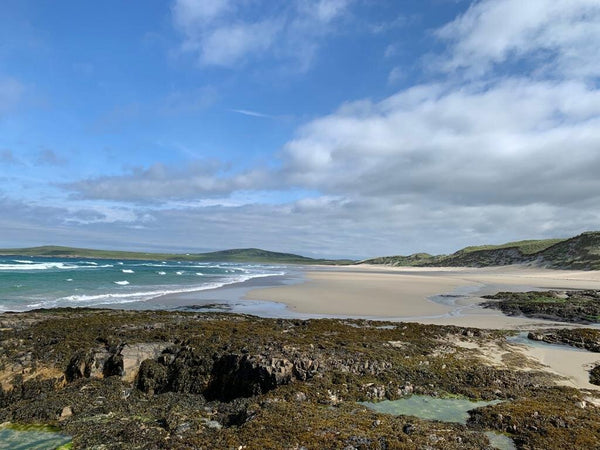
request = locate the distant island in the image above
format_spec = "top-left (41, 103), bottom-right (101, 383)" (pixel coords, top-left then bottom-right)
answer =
top-left (0, 246), bottom-right (353, 265)
top-left (1, 231), bottom-right (599, 269)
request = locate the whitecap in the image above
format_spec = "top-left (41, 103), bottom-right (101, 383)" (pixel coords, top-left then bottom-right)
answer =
top-left (157, 271), bottom-right (166, 275)
top-left (13, 259), bottom-right (34, 264)
top-left (176, 271), bottom-right (184, 275)
top-left (66, 279), bottom-right (73, 282)
top-left (114, 280), bottom-right (129, 285)
top-left (196, 272), bottom-right (204, 276)
top-left (0, 262), bottom-right (77, 271)
top-left (122, 269), bottom-right (134, 273)
top-left (117, 262), bottom-right (124, 265)
top-left (22, 271), bottom-right (287, 310)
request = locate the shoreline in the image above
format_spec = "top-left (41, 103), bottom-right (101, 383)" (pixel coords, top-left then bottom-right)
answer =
top-left (240, 265), bottom-right (600, 391)
top-left (242, 265), bottom-right (600, 328)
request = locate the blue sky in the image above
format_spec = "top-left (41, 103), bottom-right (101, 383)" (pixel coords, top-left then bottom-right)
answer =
top-left (1, 0), bottom-right (599, 258)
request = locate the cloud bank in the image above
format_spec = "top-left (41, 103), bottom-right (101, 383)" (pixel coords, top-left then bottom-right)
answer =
top-left (7, 0), bottom-right (600, 258)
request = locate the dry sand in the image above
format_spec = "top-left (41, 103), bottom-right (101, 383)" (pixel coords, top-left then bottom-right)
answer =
top-left (244, 265), bottom-right (600, 390)
top-left (245, 265), bottom-right (600, 328)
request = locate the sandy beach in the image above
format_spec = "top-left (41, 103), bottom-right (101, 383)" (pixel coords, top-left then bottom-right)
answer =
top-left (245, 265), bottom-right (600, 327)
top-left (244, 265), bottom-right (600, 390)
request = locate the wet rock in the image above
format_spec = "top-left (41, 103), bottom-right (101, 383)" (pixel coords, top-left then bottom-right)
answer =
top-left (205, 354), bottom-right (295, 402)
top-left (103, 353), bottom-right (124, 378)
top-left (589, 365), bottom-right (600, 386)
top-left (135, 359), bottom-right (169, 395)
top-left (293, 358), bottom-right (319, 381)
top-left (65, 350), bottom-right (95, 382)
top-left (403, 423), bottom-right (415, 435)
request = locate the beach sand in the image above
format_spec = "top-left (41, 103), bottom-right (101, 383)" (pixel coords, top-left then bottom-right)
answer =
top-left (244, 265), bottom-right (600, 390)
top-left (245, 265), bottom-right (600, 327)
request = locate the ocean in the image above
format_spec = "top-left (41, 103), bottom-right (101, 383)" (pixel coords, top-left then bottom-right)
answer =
top-left (0, 256), bottom-right (287, 312)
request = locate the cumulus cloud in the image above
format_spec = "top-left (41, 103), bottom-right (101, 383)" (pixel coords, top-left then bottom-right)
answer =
top-left (52, 0), bottom-right (600, 256)
top-left (281, 79), bottom-right (600, 206)
top-left (436, 0), bottom-right (600, 79)
top-left (171, 0), bottom-right (353, 69)
top-left (67, 161), bottom-right (272, 201)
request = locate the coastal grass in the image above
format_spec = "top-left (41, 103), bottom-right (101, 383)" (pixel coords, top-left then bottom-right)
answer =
top-left (457, 239), bottom-right (565, 255)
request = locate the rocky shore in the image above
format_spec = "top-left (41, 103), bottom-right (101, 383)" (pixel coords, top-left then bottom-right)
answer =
top-left (1, 308), bottom-right (599, 448)
top-left (482, 290), bottom-right (600, 324)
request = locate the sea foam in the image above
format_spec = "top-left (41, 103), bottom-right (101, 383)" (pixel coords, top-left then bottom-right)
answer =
top-left (0, 262), bottom-right (77, 271)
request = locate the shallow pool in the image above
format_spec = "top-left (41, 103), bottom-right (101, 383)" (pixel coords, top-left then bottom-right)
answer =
top-left (360, 395), bottom-right (503, 424)
top-left (0, 425), bottom-right (71, 449)
top-left (360, 395), bottom-right (515, 450)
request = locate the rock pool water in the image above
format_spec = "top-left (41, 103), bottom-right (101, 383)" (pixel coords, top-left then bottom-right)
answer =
top-left (360, 395), bottom-right (515, 450)
top-left (0, 425), bottom-right (71, 449)
top-left (484, 431), bottom-right (517, 450)
top-left (360, 395), bottom-right (503, 424)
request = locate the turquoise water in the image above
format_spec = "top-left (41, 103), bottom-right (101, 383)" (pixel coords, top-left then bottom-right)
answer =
top-left (0, 427), bottom-right (71, 449)
top-left (0, 256), bottom-right (286, 311)
top-left (360, 395), bottom-right (502, 424)
top-left (361, 395), bottom-right (515, 450)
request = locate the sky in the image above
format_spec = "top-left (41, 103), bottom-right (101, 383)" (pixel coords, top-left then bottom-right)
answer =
top-left (1, 0), bottom-right (599, 259)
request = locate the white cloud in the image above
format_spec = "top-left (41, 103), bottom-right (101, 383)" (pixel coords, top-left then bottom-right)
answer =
top-left (171, 0), bottom-right (353, 69)
top-left (172, 0), bottom-right (232, 29)
top-left (200, 20), bottom-right (281, 66)
top-left (42, 1), bottom-right (600, 256)
top-left (436, 0), bottom-right (600, 79)
top-left (281, 78), bottom-right (600, 206)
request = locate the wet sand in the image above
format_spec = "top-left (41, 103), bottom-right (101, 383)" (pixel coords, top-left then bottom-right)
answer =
top-left (244, 265), bottom-right (600, 390)
top-left (244, 265), bottom-right (600, 328)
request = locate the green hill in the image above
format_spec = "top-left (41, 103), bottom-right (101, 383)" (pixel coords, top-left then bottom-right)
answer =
top-left (456, 239), bottom-right (565, 256)
top-left (0, 246), bottom-right (352, 265)
top-left (362, 232), bottom-right (600, 270)
top-left (358, 253), bottom-right (445, 267)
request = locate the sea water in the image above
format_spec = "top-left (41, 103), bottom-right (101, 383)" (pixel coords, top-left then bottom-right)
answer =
top-left (0, 256), bottom-right (286, 311)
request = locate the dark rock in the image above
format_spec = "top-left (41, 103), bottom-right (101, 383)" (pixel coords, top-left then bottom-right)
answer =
top-left (103, 353), bottom-right (124, 378)
top-left (403, 423), bottom-right (415, 435)
top-left (65, 350), bottom-right (94, 382)
top-left (135, 359), bottom-right (169, 394)
top-left (589, 365), bottom-right (600, 386)
top-left (205, 354), bottom-right (294, 402)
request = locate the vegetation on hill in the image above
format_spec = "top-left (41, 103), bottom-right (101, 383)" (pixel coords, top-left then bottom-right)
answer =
top-left (362, 232), bottom-right (600, 270)
top-left (2, 231), bottom-right (599, 269)
top-left (359, 253), bottom-right (446, 266)
top-left (456, 239), bottom-right (565, 256)
top-left (0, 246), bottom-right (353, 265)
